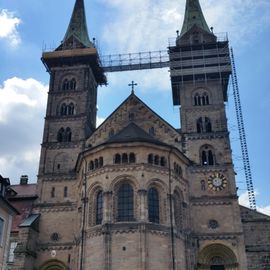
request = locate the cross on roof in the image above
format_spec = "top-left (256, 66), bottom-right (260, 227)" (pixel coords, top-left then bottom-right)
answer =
top-left (128, 81), bottom-right (138, 94)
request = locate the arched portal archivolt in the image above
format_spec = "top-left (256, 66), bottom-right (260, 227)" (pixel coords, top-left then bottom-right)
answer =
top-left (197, 244), bottom-right (239, 270)
top-left (40, 259), bottom-right (68, 270)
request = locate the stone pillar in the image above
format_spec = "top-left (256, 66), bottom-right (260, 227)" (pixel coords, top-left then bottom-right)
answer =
top-left (103, 191), bottom-right (112, 223)
top-left (138, 189), bottom-right (147, 222)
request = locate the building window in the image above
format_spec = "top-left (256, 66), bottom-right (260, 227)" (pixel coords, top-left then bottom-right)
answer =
top-left (174, 191), bottom-right (183, 229)
top-left (197, 117), bottom-right (212, 133)
top-left (62, 79), bottom-right (69, 90)
top-left (174, 162), bottom-right (182, 176)
top-left (51, 187), bottom-right (55, 198)
top-left (201, 145), bottom-right (215, 166)
top-left (57, 127), bottom-right (72, 142)
top-left (8, 242), bottom-right (17, 262)
top-left (62, 78), bottom-right (76, 91)
top-left (117, 183), bottom-right (134, 222)
top-left (114, 153), bottom-right (136, 164)
top-left (148, 154), bottom-right (167, 167)
top-left (0, 217), bottom-right (4, 244)
top-left (148, 154), bottom-right (153, 164)
top-left (160, 157), bottom-right (166, 167)
top-left (194, 92), bottom-right (210, 106)
top-left (129, 153), bottom-right (136, 163)
top-left (96, 191), bottom-right (103, 225)
top-left (122, 153), bottom-right (128, 164)
top-left (64, 186), bottom-right (68, 198)
top-left (99, 157), bottom-right (104, 167)
top-left (115, 154), bottom-right (121, 164)
top-left (148, 188), bottom-right (160, 223)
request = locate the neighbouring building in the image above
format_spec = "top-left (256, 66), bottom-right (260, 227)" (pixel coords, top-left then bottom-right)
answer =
top-left (0, 175), bottom-right (19, 269)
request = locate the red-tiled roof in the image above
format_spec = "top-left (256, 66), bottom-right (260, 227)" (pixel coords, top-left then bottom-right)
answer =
top-left (9, 184), bottom-right (37, 198)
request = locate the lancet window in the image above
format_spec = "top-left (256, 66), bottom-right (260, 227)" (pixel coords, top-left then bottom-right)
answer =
top-left (148, 187), bottom-right (160, 224)
top-left (117, 183), bottom-right (134, 222)
top-left (197, 117), bottom-right (212, 133)
top-left (200, 145), bottom-right (215, 166)
top-left (57, 127), bottom-right (72, 142)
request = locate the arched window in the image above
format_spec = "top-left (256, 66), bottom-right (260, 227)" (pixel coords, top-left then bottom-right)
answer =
top-left (197, 117), bottom-right (203, 133)
top-left (57, 128), bottom-right (65, 142)
top-left (60, 103), bottom-right (67, 116)
top-left (174, 191), bottom-right (183, 229)
top-left (148, 154), bottom-right (153, 164)
top-left (201, 145), bottom-right (215, 166)
top-left (62, 79), bottom-right (69, 90)
top-left (51, 187), bottom-right (55, 198)
top-left (194, 92), bottom-right (210, 106)
top-left (64, 186), bottom-right (68, 197)
top-left (205, 117), bottom-right (212, 132)
top-left (194, 93), bottom-right (200, 106)
top-left (65, 127), bottom-right (72, 142)
top-left (69, 78), bottom-right (76, 90)
top-left (148, 187), bottom-right (159, 223)
top-left (122, 153), bottom-right (128, 164)
top-left (154, 155), bottom-right (159, 165)
top-left (94, 159), bottom-right (98, 169)
top-left (96, 191), bottom-right (103, 225)
top-left (115, 154), bottom-right (121, 164)
top-left (89, 161), bottom-right (94, 170)
top-left (68, 103), bottom-right (74, 115)
top-left (203, 92), bottom-right (209, 105)
top-left (117, 183), bottom-right (134, 222)
top-left (129, 153), bottom-right (136, 163)
top-left (160, 157), bottom-right (166, 167)
top-left (99, 157), bottom-right (103, 167)
top-left (197, 117), bottom-right (212, 133)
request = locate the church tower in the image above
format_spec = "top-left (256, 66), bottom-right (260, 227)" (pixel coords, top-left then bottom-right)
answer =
top-left (169, 0), bottom-right (247, 269)
top-left (34, 0), bottom-right (106, 268)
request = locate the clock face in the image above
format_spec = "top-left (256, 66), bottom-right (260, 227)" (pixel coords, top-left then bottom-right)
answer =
top-left (208, 173), bottom-right (227, 191)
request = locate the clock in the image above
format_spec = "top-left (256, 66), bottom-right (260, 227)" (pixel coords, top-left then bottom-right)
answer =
top-left (208, 173), bottom-right (227, 191)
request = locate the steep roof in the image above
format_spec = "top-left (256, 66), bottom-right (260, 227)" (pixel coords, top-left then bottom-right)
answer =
top-left (62, 0), bottom-right (94, 48)
top-left (180, 0), bottom-right (212, 38)
top-left (86, 92), bottom-right (182, 150)
top-left (106, 122), bottom-right (168, 147)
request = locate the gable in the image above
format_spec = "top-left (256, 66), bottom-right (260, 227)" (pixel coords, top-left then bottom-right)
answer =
top-left (87, 94), bottom-right (183, 150)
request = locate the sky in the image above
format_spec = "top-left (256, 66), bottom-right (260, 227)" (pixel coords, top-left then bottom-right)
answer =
top-left (0, 0), bottom-right (269, 214)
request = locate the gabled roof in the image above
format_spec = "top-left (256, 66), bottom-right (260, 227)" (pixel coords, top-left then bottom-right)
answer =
top-left (106, 122), bottom-right (168, 146)
top-left (62, 0), bottom-right (94, 48)
top-left (180, 0), bottom-right (212, 38)
top-left (86, 92), bottom-right (182, 149)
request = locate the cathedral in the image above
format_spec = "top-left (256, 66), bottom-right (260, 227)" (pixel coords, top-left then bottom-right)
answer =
top-left (3, 0), bottom-right (270, 269)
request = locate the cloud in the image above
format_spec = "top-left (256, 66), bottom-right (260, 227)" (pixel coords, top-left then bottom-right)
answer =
top-left (0, 77), bottom-right (48, 183)
top-left (0, 9), bottom-right (21, 46)
top-left (97, 116), bottom-right (105, 127)
top-left (100, 0), bottom-right (270, 93)
top-left (101, 0), bottom-right (270, 52)
top-left (239, 191), bottom-right (270, 216)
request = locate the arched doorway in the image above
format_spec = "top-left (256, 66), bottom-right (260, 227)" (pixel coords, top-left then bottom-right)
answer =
top-left (40, 259), bottom-right (68, 270)
top-left (197, 244), bottom-right (239, 270)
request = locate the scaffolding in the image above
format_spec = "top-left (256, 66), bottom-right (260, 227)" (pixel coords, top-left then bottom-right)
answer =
top-left (230, 48), bottom-right (256, 210)
top-left (101, 50), bottom-right (169, 72)
top-left (97, 38), bottom-right (256, 210)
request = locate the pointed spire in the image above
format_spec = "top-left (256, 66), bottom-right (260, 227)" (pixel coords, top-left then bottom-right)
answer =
top-left (63, 0), bottom-right (94, 48)
top-left (180, 0), bottom-right (212, 38)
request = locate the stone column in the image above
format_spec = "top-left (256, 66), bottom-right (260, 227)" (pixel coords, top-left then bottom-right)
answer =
top-left (138, 189), bottom-right (147, 222)
top-left (103, 191), bottom-right (112, 224)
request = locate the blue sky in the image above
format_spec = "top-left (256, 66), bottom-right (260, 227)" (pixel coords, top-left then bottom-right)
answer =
top-left (0, 0), bottom-right (269, 214)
